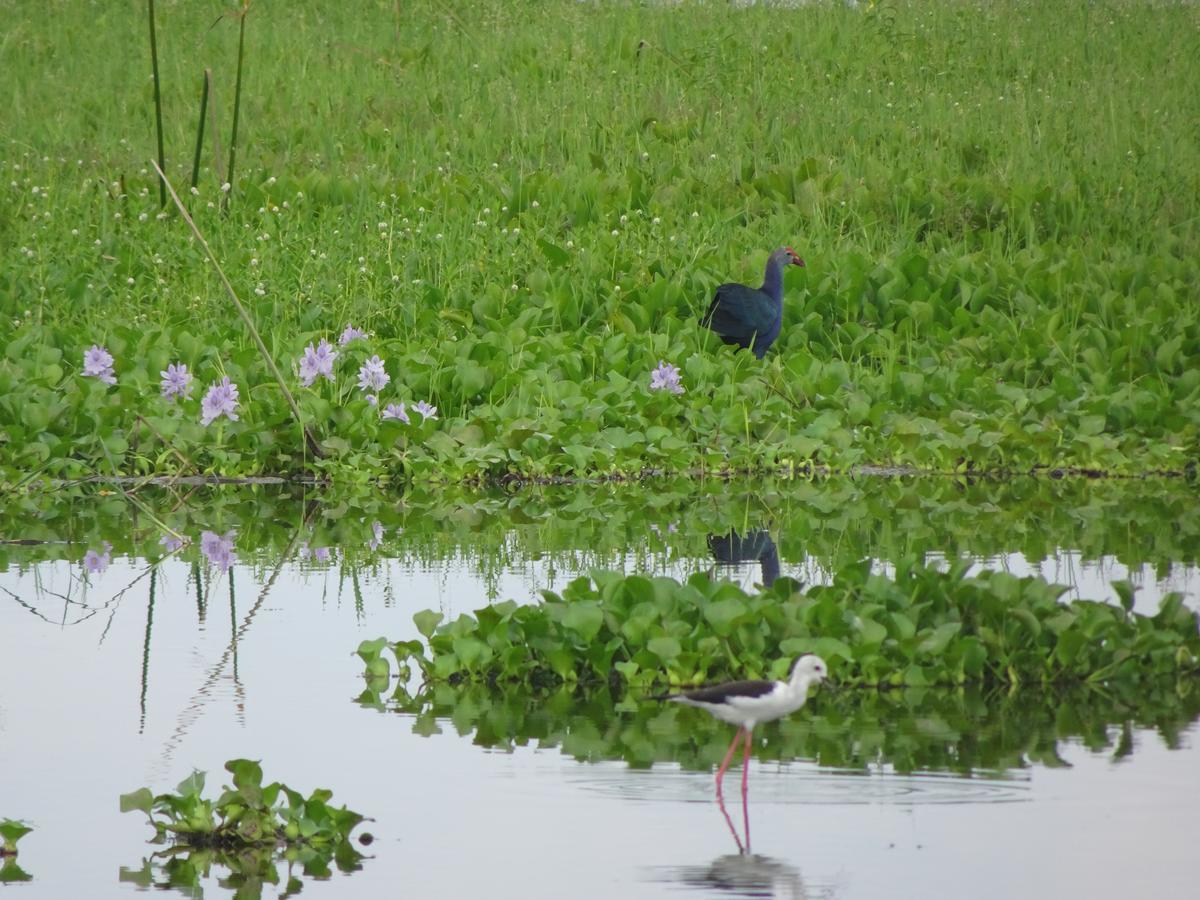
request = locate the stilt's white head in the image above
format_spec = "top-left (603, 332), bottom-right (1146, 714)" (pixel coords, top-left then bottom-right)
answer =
top-left (788, 654), bottom-right (828, 689)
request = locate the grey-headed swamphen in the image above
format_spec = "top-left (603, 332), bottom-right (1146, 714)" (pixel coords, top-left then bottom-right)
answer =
top-left (703, 247), bottom-right (805, 358)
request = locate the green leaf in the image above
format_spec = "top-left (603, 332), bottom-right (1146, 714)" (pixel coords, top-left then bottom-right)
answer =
top-left (119, 789), bottom-right (154, 816)
top-left (647, 636), bottom-right (682, 662)
top-left (452, 636), bottom-right (489, 670)
top-left (561, 601), bottom-right (604, 643)
top-left (0, 820), bottom-right (33, 851)
top-left (918, 622), bottom-right (961, 655)
top-left (414, 610), bottom-right (444, 639)
top-left (536, 238), bottom-right (571, 268)
top-left (175, 770), bottom-right (206, 799)
top-left (355, 637), bottom-right (389, 665)
top-left (703, 598), bottom-right (747, 636)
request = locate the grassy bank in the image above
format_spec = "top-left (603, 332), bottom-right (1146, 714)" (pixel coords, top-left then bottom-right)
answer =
top-left (2, 1), bottom-right (1198, 482)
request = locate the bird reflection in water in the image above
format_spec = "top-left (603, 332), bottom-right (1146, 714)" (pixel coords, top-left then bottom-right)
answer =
top-left (656, 850), bottom-right (824, 900)
top-left (708, 529), bottom-right (781, 588)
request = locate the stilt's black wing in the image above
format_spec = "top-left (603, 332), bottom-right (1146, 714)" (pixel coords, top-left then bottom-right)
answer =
top-left (677, 679), bottom-right (776, 704)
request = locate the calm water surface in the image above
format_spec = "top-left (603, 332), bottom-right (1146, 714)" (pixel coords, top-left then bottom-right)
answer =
top-left (1, 478), bottom-right (1197, 898)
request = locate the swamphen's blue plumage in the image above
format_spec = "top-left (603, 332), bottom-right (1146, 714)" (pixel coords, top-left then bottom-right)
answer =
top-left (703, 247), bottom-right (805, 358)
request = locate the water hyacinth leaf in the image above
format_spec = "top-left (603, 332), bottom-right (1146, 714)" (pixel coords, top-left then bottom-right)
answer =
top-left (647, 636), bottom-right (682, 663)
top-left (355, 637), bottom-right (389, 665)
top-left (1112, 581), bottom-right (1136, 613)
top-left (560, 602), bottom-right (604, 642)
top-left (702, 597), bottom-right (747, 635)
top-left (0, 820), bottom-right (32, 853)
top-left (119, 789), bottom-right (155, 816)
top-left (856, 617), bottom-right (888, 645)
top-left (394, 567), bottom-right (1200, 689)
top-left (117, 862), bottom-right (154, 888)
top-left (414, 610), bottom-right (443, 639)
top-left (226, 759), bottom-right (265, 806)
top-left (919, 621), bottom-right (962, 654)
top-left (0, 859), bottom-right (32, 883)
top-left (452, 636), bottom-right (490, 670)
top-left (175, 770), bottom-right (206, 799)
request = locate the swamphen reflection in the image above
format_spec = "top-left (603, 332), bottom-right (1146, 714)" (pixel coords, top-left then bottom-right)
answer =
top-left (703, 247), bottom-right (805, 358)
top-left (708, 529), bottom-right (780, 588)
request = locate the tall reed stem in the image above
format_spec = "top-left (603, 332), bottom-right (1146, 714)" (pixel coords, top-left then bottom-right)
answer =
top-left (191, 70), bottom-right (211, 191)
top-left (147, 0), bottom-right (167, 206)
top-left (224, 4), bottom-right (249, 212)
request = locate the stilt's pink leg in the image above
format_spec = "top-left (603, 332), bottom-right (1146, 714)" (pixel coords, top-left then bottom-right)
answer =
top-left (741, 729), bottom-right (753, 852)
top-left (716, 784), bottom-right (746, 854)
top-left (714, 728), bottom-right (743, 796)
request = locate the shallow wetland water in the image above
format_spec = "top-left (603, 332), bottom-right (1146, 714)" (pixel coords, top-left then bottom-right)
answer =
top-left (1, 477), bottom-right (1197, 898)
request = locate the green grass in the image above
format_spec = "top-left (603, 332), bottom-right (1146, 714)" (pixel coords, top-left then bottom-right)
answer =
top-left (1, 0), bottom-right (1198, 481)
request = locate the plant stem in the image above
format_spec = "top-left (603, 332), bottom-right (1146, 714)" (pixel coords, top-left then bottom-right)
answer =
top-left (152, 159), bottom-right (325, 459)
top-left (147, 0), bottom-right (167, 206)
top-left (224, 4), bottom-right (249, 212)
top-left (191, 70), bottom-right (211, 191)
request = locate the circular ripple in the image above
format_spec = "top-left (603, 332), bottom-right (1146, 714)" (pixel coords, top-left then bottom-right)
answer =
top-left (566, 763), bottom-right (1032, 806)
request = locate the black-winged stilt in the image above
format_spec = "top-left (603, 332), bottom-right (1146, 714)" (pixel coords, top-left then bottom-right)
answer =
top-left (659, 655), bottom-right (828, 789)
top-left (656, 655), bottom-right (828, 848)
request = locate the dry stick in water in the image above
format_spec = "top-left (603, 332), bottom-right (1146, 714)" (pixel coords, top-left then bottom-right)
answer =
top-left (152, 159), bottom-right (324, 459)
top-left (147, 0), bottom-right (167, 206)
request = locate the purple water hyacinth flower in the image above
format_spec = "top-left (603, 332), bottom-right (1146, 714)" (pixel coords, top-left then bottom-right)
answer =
top-left (413, 400), bottom-right (438, 420)
top-left (298, 339), bottom-right (337, 387)
top-left (368, 520), bottom-right (385, 551)
top-left (83, 541), bottom-right (113, 574)
top-left (159, 533), bottom-right (187, 552)
top-left (299, 543), bottom-right (332, 563)
top-left (357, 355), bottom-right (389, 393)
top-left (339, 324), bottom-right (370, 345)
top-left (366, 393), bottom-right (379, 406)
top-left (160, 362), bottom-right (194, 400)
top-left (200, 377), bottom-right (240, 425)
top-left (83, 345), bottom-right (117, 385)
top-left (649, 360), bottom-right (685, 395)
top-left (382, 402), bottom-right (410, 423)
top-left (200, 530), bottom-right (236, 572)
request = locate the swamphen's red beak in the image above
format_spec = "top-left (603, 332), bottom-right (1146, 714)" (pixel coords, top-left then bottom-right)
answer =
top-left (785, 247), bottom-right (805, 267)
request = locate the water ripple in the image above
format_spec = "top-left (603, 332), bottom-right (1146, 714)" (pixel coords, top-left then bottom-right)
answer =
top-left (567, 764), bottom-right (1032, 806)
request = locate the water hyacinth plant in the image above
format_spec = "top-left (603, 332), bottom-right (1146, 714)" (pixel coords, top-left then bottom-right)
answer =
top-left (338, 325), bottom-right (369, 345)
top-left (382, 402), bottom-right (409, 423)
top-left (199, 530), bottom-right (236, 571)
top-left (82, 345), bottom-right (116, 385)
top-left (120, 759), bottom-right (367, 852)
top-left (0, 820), bottom-right (32, 857)
top-left (649, 361), bottom-right (685, 395)
top-left (366, 676), bottom-right (1200, 777)
top-left (357, 356), bottom-right (389, 395)
top-left (413, 401), bottom-right (437, 420)
top-left (82, 541), bottom-right (112, 574)
top-left (379, 565), bottom-right (1200, 690)
top-left (159, 363), bottom-right (194, 400)
top-left (200, 377), bottom-right (240, 426)
top-left (1, 2), bottom-right (1197, 483)
top-left (298, 339), bottom-right (337, 387)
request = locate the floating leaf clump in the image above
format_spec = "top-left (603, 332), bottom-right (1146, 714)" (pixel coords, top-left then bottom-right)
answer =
top-left (0, 819), bottom-right (32, 856)
top-left (120, 759), bottom-right (367, 868)
top-left (367, 564), bottom-right (1200, 689)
